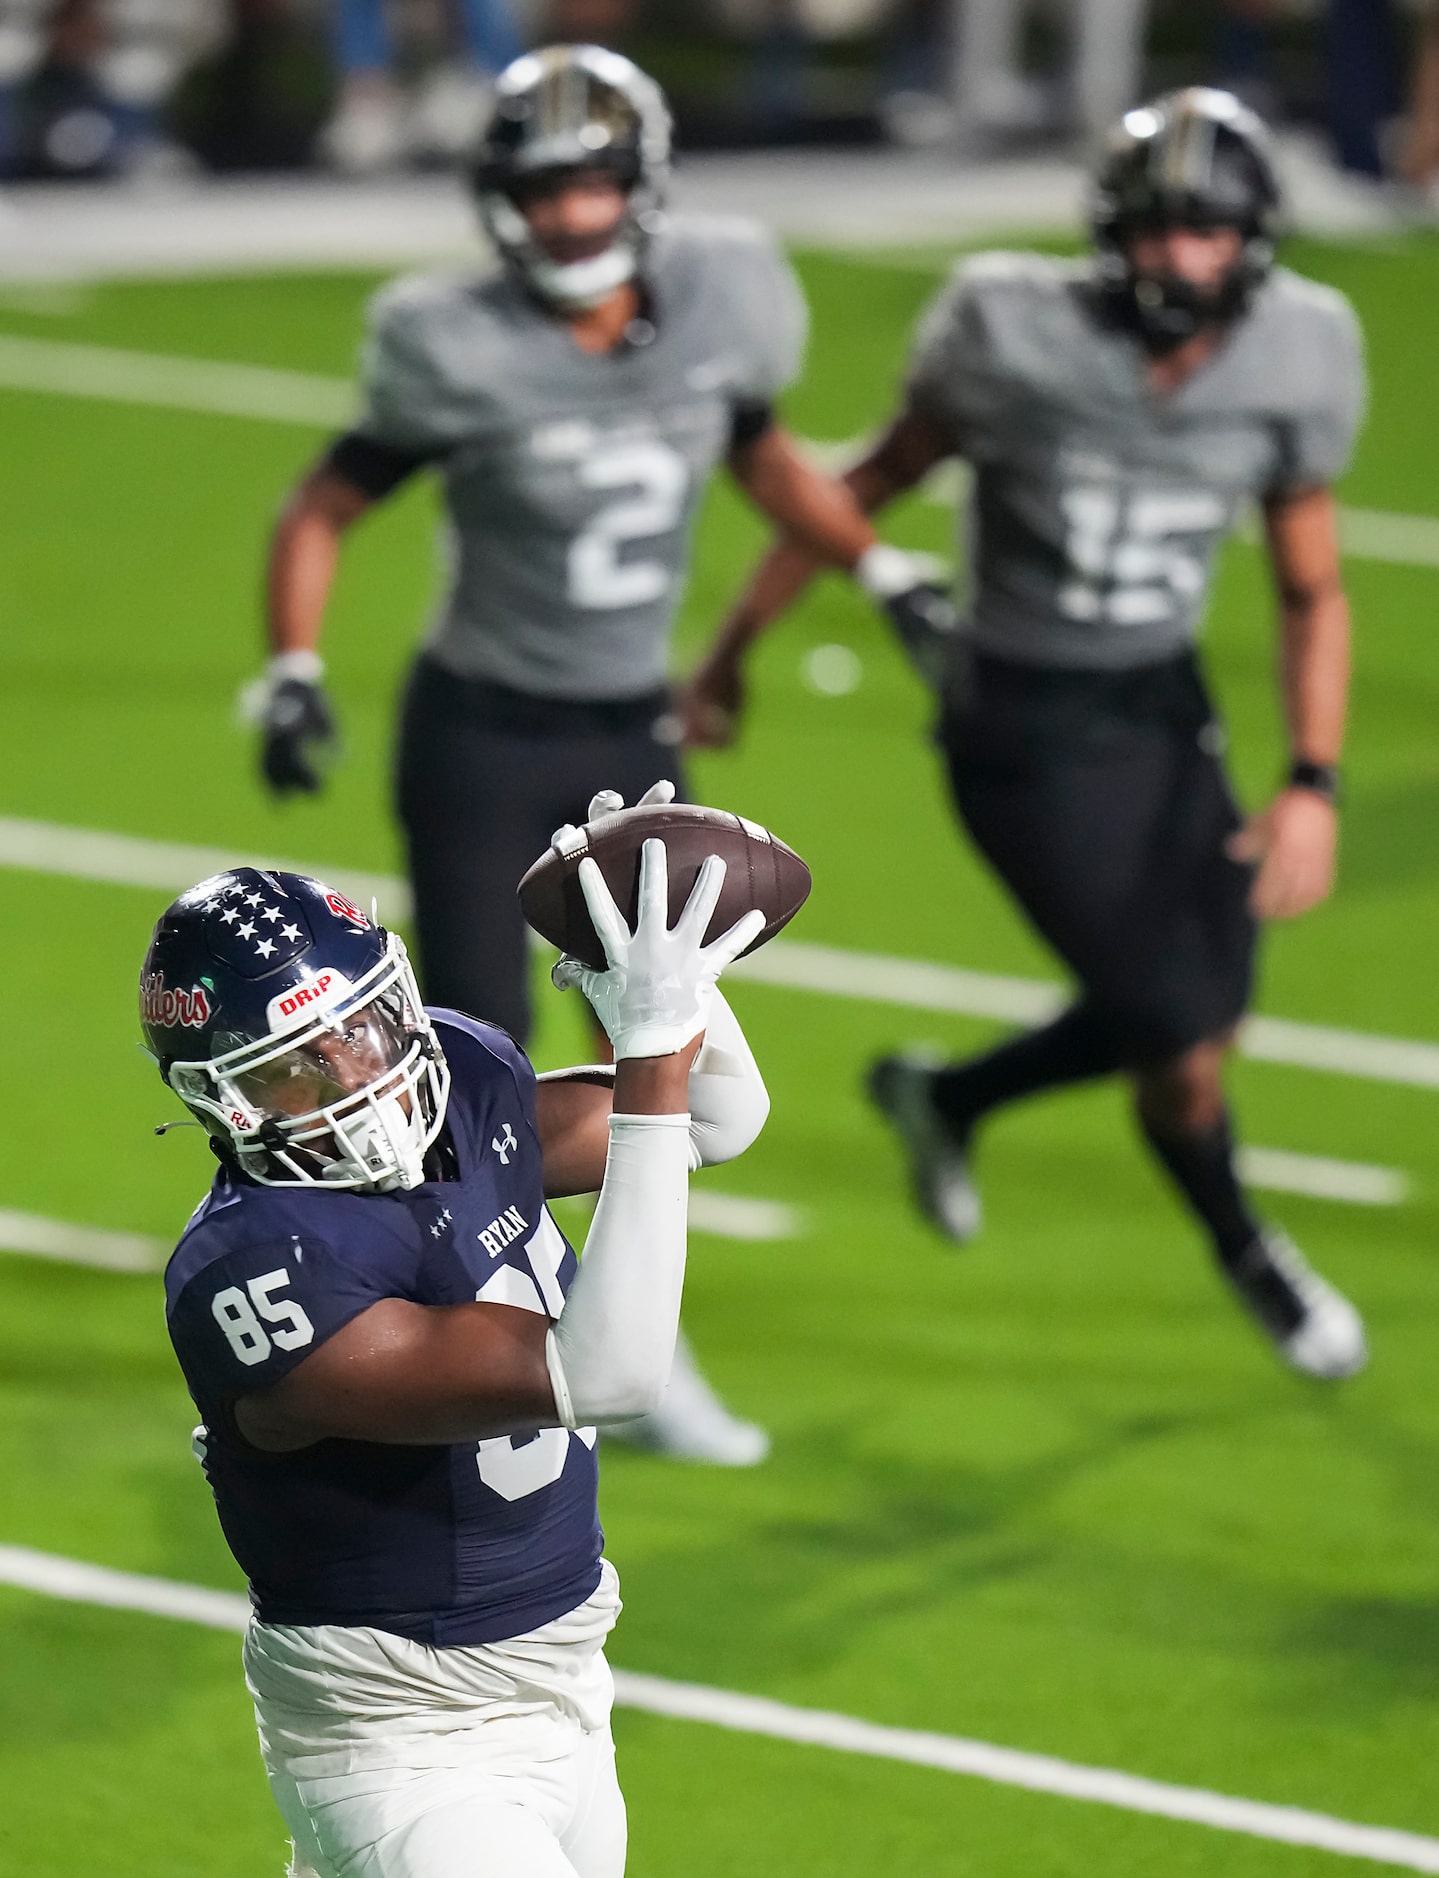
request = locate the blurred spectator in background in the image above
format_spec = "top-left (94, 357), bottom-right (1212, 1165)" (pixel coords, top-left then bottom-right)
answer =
top-left (880, 0), bottom-right (951, 143)
top-left (951, 0), bottom-right (1149, 147)
top-left (710, 0), bottom-right (890, 144)
top-left (1326, 0), bottom-right (1402, 181)
top-left (0, 0), bottom-right (223, 179)
top-left (547, 0), bottom-right (641, 37)
top-left (1399, 0), bottom-right (1439, 198)
top-left (321, 0), bottom-right (525, 173)
top-left (1213, 0), bottom-right (1281, 119)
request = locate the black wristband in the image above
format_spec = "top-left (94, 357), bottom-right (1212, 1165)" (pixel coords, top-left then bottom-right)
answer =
top-left (729, 399), bottom-right (775, 453)
top-left (1287, 760), bottom-right (1340, 803)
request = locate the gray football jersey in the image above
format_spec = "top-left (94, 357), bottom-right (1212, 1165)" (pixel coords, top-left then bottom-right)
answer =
top-left (907, 252), bottom-right (1366, 670)
top-left (355, 214), bottom-right (806, 698)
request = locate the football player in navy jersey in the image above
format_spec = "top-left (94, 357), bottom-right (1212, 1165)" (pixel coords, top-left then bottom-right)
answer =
top-left (146, 806), bottom-right (767, 1878)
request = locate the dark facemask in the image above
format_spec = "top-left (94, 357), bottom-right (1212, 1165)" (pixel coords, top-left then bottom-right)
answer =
top-left (1122, 267), bottom-right (1247, 354)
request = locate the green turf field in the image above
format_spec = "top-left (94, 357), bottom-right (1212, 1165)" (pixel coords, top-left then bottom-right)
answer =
top-left (2, 233), bottom-right (1439, 1876)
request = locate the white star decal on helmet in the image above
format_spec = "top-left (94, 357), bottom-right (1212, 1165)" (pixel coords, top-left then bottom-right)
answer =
top-left (219, 908), bottom-right (239, 925)
top-left (237, 920), bottom-right (256, 939)
top-left (280, 922), bottom-right (302, 942)
top-left (244, 892), bottom-right (263, 907)
top-left (255, 938), bottom-right (277, 959)
top-left (262, 905), bottom-right (282, 923)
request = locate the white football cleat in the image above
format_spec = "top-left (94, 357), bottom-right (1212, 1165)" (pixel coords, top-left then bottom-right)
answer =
top-left (868, 1052), bottom-right (981, 1243)
top-left (605, 1332), bottom-right (769, 1467)
top-left (1229, 1231), bottom-right (1368, 1380)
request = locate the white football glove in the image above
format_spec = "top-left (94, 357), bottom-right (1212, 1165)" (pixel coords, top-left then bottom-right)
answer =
top-left (549, 778), bottom-right (676, 857)
top-left (552, 838), bottom-right (765, 1060)
top-left (855, 543), bottom-right (960, 692)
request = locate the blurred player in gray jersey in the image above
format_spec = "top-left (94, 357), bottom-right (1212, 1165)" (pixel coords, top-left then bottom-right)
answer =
top-left (689, 89), bottom-right (1369, 1381)
top-left (244, 44), bottom-right (935, 1462)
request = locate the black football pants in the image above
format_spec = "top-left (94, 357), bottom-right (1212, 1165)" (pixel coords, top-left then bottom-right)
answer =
top-left (940, 649), bottom-right (1258, 1064)
top-left (396, 655), bottom-right (685, 1046)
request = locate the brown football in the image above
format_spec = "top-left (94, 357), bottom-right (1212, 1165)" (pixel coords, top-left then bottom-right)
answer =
top-left (517, 803), bottom-right (811, 973)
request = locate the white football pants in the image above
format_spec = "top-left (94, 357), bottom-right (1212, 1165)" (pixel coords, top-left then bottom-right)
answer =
top-left (245, 1562), bottom-right (626, 1878)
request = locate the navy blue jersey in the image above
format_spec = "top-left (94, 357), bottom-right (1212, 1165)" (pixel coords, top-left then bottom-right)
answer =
top-left (164, 1012), bottom-right (601, 1645)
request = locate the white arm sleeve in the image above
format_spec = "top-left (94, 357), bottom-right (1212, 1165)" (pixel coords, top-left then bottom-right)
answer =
top-left (683, 989), bottom-right (769, 1170)
top-left (544, 1111), bottom-right (691, 1429)
top-left (535, 991), bottom-right (768, 1176)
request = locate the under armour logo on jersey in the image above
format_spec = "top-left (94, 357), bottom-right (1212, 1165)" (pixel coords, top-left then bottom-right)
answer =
top-left (492, 1123), bottom-right (517, 1165)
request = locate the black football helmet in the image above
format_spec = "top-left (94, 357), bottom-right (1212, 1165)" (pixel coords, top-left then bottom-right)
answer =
top-left (470, 44), bottom-right (672, 310)
top-left (1091, 87), bottom-right (1282, 352)
top-left (141, 868), bottom-right (450, 1191)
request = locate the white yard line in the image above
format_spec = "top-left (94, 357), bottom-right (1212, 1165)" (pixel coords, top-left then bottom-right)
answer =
top-left (0, 815), bottom-right (410, 924)
top-left (731, 933), bottom-right (1062, 1024)
top-left (0, 334), bottom-right (353, 428)
top-left (734, 933), bottom-right (1439, 1093)
top-left (1238, 1015), bottom-right (1439, 1091)
top-left (0, 1209), bottom-right (166, 1272)
top-left (1235, 1148), bottom-right (1409, 1207)
top-left (0, 1136), bottom-right (1400, 1286)
top-left (0, 1545), bottom-right (252, 1631)
top-left (0, 334), bottom-right (1438, 570)
top-left (1339, 507), bottom-right (1439, 570)
top-left (1, 1544), bottom-right (1437, 1873)
top-left (8, 1144), bottom-right (1404, 1291)
top-left (687, 1192), bottom-right (804, 1240)
top-left (6, 813), bottom-right (1439, 1093)
top-left (0, 1194), bottom-right (802, 1272)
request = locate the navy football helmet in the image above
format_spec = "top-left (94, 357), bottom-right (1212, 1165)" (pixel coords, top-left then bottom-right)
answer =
top-left (141, 868), bottom-right (450, 1192)
top-left (1091, 87), bottom-right (1282, 351)
top-left (470, 44), bottom-right (671, 310)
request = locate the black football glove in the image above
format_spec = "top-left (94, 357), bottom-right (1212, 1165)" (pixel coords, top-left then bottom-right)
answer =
top-left (241, 655), bottom-right (337, 796)
top-left (856, 545), bottom-right (960, 692)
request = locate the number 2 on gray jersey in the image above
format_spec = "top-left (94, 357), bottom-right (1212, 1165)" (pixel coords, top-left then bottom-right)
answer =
top-left (567, 439), bottom-right (690, 611)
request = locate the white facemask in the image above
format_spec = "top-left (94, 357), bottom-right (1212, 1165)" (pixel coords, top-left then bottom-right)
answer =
top-left (482, 190), bottom-right (643, 311)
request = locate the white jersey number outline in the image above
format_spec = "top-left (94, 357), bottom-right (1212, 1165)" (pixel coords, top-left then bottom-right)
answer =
top-left (475, 1425), bottom-right (597, 1502)
top-left (567, 439), bottom-right (689, 611)
top-left (211, 1268), bottom-right (316, 1368)
top-left (1058, 486), bottom-right (1227, 628)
